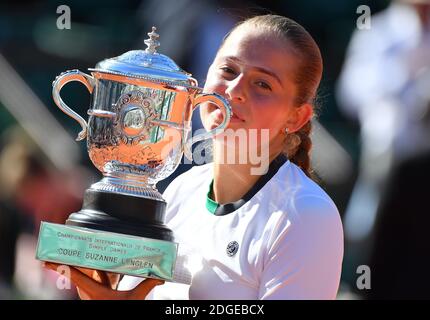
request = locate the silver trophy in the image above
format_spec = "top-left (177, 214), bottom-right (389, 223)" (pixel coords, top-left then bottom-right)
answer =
top-left (36, 27), bottom-right (231, 281)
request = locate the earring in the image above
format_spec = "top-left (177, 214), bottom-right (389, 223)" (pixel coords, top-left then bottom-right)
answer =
top-left (285, 128), bottom-right (289, 135)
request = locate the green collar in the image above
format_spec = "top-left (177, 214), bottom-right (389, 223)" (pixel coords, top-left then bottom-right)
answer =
top-left (206, 179), bottom-right (219, 214)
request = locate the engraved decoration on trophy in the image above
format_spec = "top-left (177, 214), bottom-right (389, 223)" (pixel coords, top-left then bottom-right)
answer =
top-left (115, 90), bottom-right (159, 145)
top-left (36, 26), bottom-right (232, 282)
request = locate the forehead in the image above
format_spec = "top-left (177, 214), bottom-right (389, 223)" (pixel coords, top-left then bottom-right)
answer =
top-left (217, 26), bottom-right (298, 82)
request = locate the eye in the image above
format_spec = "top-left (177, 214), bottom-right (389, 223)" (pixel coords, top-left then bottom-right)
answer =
top-left (255, 81), bottom-right (272, 91)
top-left (220, 66), bottom-right (236, 75)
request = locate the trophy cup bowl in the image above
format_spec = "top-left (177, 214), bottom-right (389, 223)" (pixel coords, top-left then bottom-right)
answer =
top-left (36, 27), bottom-right (231, 281)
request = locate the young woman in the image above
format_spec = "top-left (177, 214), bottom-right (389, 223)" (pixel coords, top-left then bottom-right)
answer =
top-left (45, 14), bottom-right (344, 300)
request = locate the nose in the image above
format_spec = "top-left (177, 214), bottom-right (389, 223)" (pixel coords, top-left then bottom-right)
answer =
top-left (225, 75), bottom-right (246, 103)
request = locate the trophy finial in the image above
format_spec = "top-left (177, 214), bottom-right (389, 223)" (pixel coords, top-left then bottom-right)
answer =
top-left (144, 26), bottom-right (160, 54)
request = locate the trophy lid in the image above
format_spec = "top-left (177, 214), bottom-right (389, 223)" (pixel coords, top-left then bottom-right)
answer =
top-left (89, 27), bottom-right (192, 84)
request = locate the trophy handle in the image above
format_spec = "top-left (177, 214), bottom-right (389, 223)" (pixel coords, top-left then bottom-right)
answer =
top-left (184, 93), bottom-right (232, 160)
top-left (52, 69), bottom-right (95, 141)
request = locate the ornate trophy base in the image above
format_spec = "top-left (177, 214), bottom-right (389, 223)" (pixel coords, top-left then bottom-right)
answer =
top-left (66, 189), bottom-right (174, 242)
top-left (36, 188), bottom-right (178, 281)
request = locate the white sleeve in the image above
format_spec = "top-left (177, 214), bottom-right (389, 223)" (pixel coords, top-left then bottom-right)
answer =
top-left (258, 196), bottom-right (344, 300)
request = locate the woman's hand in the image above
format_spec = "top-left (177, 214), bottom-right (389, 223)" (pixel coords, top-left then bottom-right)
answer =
top-left (43, 262), bottom-right (164, 300)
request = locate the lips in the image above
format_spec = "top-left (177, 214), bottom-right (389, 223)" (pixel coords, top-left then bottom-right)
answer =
top-left (230, 110), bottom-right (244, 122)
top-left (212, 107), bottom-right (244, 123)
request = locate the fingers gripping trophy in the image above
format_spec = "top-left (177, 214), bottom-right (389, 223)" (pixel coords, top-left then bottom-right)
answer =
top-left (36, 27), bottom-right (231, 281)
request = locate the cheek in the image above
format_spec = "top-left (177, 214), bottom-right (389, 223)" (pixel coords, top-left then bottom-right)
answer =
top-left (252, 114), bottom-right (281, 134)
top-left (248, 100), bottom-right (288, 133)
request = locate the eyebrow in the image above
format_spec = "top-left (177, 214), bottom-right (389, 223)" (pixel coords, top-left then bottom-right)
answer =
top-left (224, 56), bottom-right (284, 88)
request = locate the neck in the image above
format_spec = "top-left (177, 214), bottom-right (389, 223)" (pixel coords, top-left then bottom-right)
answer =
top-left (211, 136), bottom-right (284, 204)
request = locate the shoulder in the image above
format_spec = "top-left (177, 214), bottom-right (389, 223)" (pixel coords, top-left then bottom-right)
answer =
top-left (285, 193), bottom-right (343, 248)
top-left (162, 163), bottom-right (212, 221)
top-left (258, 163), bottom-right (344, 299)
top-left (265, 195), bottom-right (343, 256)
top-left (264, 161), bottom-right (339, 213)
top-left (263, 161), bottom-right (343, 256)
top-left (163, 163), bottom-right (212, 199)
